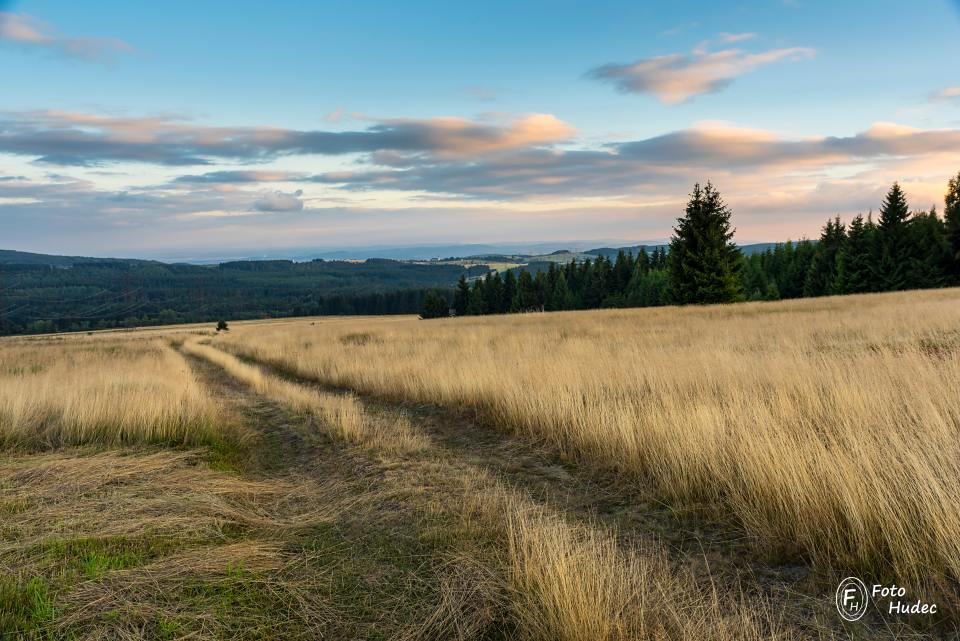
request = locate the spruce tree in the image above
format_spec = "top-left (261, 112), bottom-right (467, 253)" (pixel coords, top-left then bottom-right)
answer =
top-left (482, 272), bottom-right (503, 313)
top-left (515, 270), bottom-right (538, 312)
top-left (453, 275), bottom-right (470, 316)
top-left (667, 182), bottom-right (743, 304)
top-left (612, 250), bottom-right (633, 294)
top-left (906, 207), bottom-right (948, 289)
top-left (635, 247), bottom-right (650, 274)
top-left (501, 270), bottom-right (517, 312)
top-left (945, 171), bottom-right (960, 283)
top-left (419, 291), bottom-right (448, 319)
top-left (803, 217), bottom-right (845, 297)
top-left (466, 281), bottom-right (485, 315)
top-left (834, 214), bottom-right (874, 293)
top-left (876, 183), bottom-right (913, 290)
top-left (547, 272), bottom-right (575, 311)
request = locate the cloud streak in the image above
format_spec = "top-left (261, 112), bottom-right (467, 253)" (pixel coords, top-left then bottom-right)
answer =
top-left (929, 86), bottom-right (960, 102)
top-left (306, 121), bottom-right (960, 199)
top-left (588, 43), bottom-right (815, 103)
top-left (0, 110), bottom-right (574, 166)
top-left (0, 12), bottom-right (132, 60)
top-left (253, 189), bottom-right (304, 212)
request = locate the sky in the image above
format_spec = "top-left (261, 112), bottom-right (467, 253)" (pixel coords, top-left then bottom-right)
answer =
top-left (1, 0), bottom-right (960, 258)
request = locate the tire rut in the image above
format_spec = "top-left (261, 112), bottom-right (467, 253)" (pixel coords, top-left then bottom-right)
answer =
top-left (185, 343), bottom-right (921, 640)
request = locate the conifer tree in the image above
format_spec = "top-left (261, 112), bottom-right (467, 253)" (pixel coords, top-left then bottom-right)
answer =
top-left (906, 207), bottom-right (948, 289)
top-left (876, 183), bottom-right (913, 290)
top-left (945, 171), bottom-right (960, 283)
top-left (547, 272), bottom-right (575, 311)
top-left (667, 182), bottom-right (743, 304)
top-left (501, 270), bottom-right (517, 312)
top-left (612, 250), bottom-right (633, 293)
top-left (453, 275), bottom-right (470, 316)
top-left (482, 272), bottom-right (503, 313)
top-left (419, 291), bottom-right (448, 319)
top-left (803, 217), bottom-right (845, 297)
top-left (466, 281), bottom-right (485, 315)
top-left (515, 270), bottom-right (538, 311)
top-left (635, 247), bottom-right (650, 274)
top-left (834, 214), bottom-right (875, 293)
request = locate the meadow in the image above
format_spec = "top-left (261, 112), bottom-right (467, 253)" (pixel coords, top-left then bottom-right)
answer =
top-left (2, 289), bottom-right (958, 639)
top-left (216, 288), bottom-right (960, 596)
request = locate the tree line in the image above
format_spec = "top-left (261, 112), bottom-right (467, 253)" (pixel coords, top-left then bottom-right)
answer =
top-left (0, 258), bottom-right (483, 335)
top-left (422, 172), bottom-right (960, 318)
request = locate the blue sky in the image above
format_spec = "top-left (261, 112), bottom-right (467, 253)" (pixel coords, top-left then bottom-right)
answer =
top-left (2, 0), bottom-right (960, 257)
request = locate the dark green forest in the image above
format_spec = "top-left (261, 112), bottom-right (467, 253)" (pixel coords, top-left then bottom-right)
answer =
top-left (0, 257), bottom-right (485, 335)
top-left (424, 174), bottom-right (960, 318)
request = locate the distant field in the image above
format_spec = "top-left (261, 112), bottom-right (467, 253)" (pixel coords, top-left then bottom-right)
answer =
top-left (2, 290), bottom-right (958, 639)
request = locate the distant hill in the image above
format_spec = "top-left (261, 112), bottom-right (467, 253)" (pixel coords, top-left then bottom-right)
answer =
top-left (0, 249), bottom-right (150, 267)
top-left (583, 242), bottom-right (780, 259)
top-left (0, 251), bottom-right (486, 335)
top-left (0, 240), bottom-right (793, 336)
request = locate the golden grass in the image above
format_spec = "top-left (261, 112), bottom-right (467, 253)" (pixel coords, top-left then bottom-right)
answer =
top-left (182, 337), bottom-right (428, 455)
top-left (0, 336), bottom-right (230, 450)
top-left (190, 338), bottom-right (791, 640)
top-left (467, 485), bottom-right (783, 641)
top-left (215, 287), bottom-right (960, 590)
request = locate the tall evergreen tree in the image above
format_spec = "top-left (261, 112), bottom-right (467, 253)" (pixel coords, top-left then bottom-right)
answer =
top-left (501, 270), bottom-right (517, 312)
top-left (834, 214), bottom-right (875, 293)
top-left (906, 207), bottom-right (948, 289)
top-left (876, 183), bottom-right (913, 290)
top-left (515, 270), bottom-right (539, 312)
top-left (419, 291), bottom-right (448, 319)
top-left (612, 250), bottom-right (633, 293)
top-left (466, 280), bottom-right (486, 315)
top-left (547, 272), bottom-right (575, 311)
top-left (635, 247), bottom-right (650, 274)
top-left (453, 275), bottom-right (470, 316)
top-left (804, 217), bottom-right (846, 297)
top-left (945, 171), bottom-right (960, 283)
top-left (667, 182), bottom-right (743, 304)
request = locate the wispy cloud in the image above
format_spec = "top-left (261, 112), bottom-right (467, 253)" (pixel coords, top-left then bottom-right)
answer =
top-left (587, 39), bottom-right (815, 103)
top-left (717, 32), bottom-right (757, 44)
top-left (0, 110), bottom-right (575, 166)
top-left (253, 189), bottom-right (304, 212)
top-left (465, 86), bottom-right (497, 102)
top-left (0, 12), bottom-right (133, 61)
top-left (929, 86), bottom-right (960, 102)
top-left (174, 170), bottom-right (302, 184)
top-left (307, 121), bottom-right (960, 199)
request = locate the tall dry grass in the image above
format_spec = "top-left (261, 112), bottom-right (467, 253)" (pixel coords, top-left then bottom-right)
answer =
top-left (187, 338), bottom-right (787, 640)
top-left (0, 336), bottom-right (228, 449)
top-left (182, 337), bottom-right (428, 454)
top-left (216, 288), bottom-right (960, 589)
top-left (468, 485), bottom-right (784, 641)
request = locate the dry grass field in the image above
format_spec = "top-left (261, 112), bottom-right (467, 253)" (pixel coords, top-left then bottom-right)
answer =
top-left (2, 289), bottom-right (959, 639)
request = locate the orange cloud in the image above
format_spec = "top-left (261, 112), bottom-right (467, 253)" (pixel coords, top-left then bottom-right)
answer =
top-left (589, 43), bottom-right (815, 103)
top-left (0, 12), bottom-right (132, 60)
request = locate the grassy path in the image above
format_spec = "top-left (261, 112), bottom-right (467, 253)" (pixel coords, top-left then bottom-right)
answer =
top-left (179, 338), bottom-right (933, 640)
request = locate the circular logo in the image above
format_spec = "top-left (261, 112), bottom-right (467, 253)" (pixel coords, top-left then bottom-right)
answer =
top-left (836, 577), bottom-right (869, 621)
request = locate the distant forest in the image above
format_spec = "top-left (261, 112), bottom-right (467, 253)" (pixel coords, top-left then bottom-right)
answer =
top-left (3, 173), bottom-right (959, 335)
top-left (0, 257), bottom-right (485, 335)
top-left (422, 174), bottom-right (960, 318)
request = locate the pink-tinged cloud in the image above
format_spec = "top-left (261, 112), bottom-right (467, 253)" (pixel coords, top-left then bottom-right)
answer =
top-left (588, 44), bottom-right (815, 103)
top-left (929, 86), bottom-right (960, 102)
top-left (0, 110), bottom-right (575, 166)
top-left (252, 189), bottom-right (304, 212)
top-left (309, 120), bottom-right (960, 199)
top-left (0, 12), bottom-right (133, 60)
top-left (380, 113), bottom-right (574, 157)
